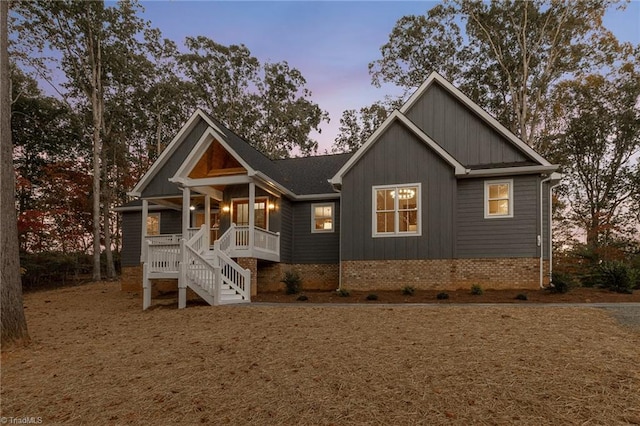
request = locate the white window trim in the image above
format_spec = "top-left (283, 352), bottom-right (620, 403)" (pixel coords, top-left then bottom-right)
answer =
top-left (372, 183), bottom-right (422, 238)
top-left (484, 179), bottom-right (514, 219)
top-left (311, 202), bottom-right (335, 233)
top-left (146, 212), bottom-right (161, 236)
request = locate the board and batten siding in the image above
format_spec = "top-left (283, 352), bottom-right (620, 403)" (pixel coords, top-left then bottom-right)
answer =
top-left (456, 175), bottom-right (540, 258)
top-left (142, 119), bottom-right (209, 198)
top-left (291, 201), bottom-right (340, 264)
top-left (120, 209), bottom-right (182, 266)
top-left (405, 82), bottom-right (530, 167)
top-left (279, 198), bottom-right (294, 264)
top-left (341, 120), bottom-right (456, 261)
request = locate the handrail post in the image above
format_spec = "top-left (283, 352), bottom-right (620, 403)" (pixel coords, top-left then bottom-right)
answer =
top-left (214, 266), bottom-right (221, 306)
top-left (230, 223), bottom-right (236, 250)
top-left (178, 239), bottom-right (187, 309)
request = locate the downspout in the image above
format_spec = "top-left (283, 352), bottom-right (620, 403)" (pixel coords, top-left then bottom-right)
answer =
top-left (548, 180), bottom-right (562, 285)
top-left (539, 175), bottom-right (552, 288)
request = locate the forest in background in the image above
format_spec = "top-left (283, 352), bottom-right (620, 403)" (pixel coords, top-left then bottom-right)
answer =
top-left (8, 0), bottom-right (640, 292)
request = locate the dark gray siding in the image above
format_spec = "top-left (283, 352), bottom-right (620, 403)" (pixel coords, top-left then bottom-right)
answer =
top-left (279, 198), bottom-right (294, 264)
top-left (341, 121), bottom-right (456, 261)
top-left (121, 212), bottom-right (142, 267)
top-left (120, 209), bottom-right (182, 267)
top-left (456, 175), bottom-right (539, 258)
top-left (142, 119), bottom-right (209, 198)
top-left (291, 201), bottom-right (340, 264)
top-left (405, 82), bottom-right (531, 167)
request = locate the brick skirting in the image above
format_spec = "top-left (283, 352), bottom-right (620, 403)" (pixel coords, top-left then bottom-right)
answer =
top-left (341, 258), bottom-right (548, 291)
top-left (257, 263), bottom-right (339, 292)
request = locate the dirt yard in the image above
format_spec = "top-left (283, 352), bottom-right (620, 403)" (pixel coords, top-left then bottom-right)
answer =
top-left (2, 282), bottom-right (640, 425)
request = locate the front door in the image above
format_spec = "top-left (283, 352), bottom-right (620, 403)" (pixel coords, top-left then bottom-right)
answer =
top-left (232, 198), bottom-right (267, 229)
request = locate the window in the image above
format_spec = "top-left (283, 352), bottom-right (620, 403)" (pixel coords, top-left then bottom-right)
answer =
top-left (146, 213), bottom-right (160, 236)
top-left (373, 184), bottom-right (421, 237)
top-left (485, 180), bottom-right (513, 218)
top-left (232, 198), bottom-right (267, 228)
top-left (312, 203), bottom-right (334, 233)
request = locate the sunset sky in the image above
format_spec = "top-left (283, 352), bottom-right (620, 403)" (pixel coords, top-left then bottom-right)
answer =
top-left (140, 1), bottom-right (640, 152)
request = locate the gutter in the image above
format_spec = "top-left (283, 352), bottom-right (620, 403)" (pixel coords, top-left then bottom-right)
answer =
top-left (539, 175), bottom-right (552, 288)
top-left (548, 179), bottom-right (563, 285)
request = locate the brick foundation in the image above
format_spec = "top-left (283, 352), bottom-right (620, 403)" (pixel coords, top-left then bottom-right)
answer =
top-left (257, 263), bottom-right (339, 292)
top-left (236, 258), bottom-right (258, 297)
top-left (121, 265), bottom-right (180, 297)
top-left (341, 258), bottom-right (545, 291)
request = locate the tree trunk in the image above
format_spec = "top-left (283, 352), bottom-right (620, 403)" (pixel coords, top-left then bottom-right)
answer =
top-left (90, 28), bottom-right (102, 281)
top-left (102, 154), bottom-right (116, 280)
top-left (1, 0), bottom-right (29, 347)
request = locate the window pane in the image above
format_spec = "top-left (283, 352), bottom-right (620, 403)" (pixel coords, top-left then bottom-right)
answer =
top-left (489, 184), bottom-right (509, 200)
top-left (376, 189), bottom-right (393, 211)
top-left (146, 215), bottom-right (160, 235)
top-left (376, 212), bottom-right (394, 233)
top-left (315, 219), bottom-right (333, 230)
top-left (489, 199), bottom-right (509, 215)
top-left (399, 210), bottom-right (418, 232)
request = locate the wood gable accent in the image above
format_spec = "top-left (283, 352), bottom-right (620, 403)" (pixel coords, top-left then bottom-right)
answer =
top-left (188, 139), bottom-right (247, 179)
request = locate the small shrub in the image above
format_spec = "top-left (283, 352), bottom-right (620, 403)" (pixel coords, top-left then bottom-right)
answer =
top-left (401, 285), bottom-right (416, 296)
top-left (296, 295), bottom-right (308, 301)
top-left (598, 262), bottom-right (634, 294)
top-left (470, 284), bottom-right (484, 296)
top-left (366, 293), bottom-right (378, 301)
top-left (515, 293), bottom-right (528, 301)
top-left (336, 288), bottom-right (350, 297)
top-left (548, 271), bottom-right (575, 294)
top-left (436, 292), bottom-right (449, 300)
top-left (281, 271), bottom-right (302, 295)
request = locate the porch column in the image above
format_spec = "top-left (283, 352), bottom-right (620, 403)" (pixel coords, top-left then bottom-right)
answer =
top-left (141, 199), bottom-right (149, 263)
top-left (248, 181), bottom-right (255, 251)
top-left (182, 186), bottom-right (191, 238)
top-left (204, 194), bottom-right (211, 247)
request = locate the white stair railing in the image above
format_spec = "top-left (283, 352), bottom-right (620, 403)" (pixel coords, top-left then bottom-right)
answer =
top-left (214, 223), bottom-right (235, 254)
top-left (182, 240), bottom-right (219, 304)
top-left (214, 248), bottom-right (251, 301)
top-left (187, 224), bottom-right (208, 255)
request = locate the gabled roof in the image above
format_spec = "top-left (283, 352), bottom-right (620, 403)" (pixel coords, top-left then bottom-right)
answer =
top-left (330, 110), bottom-right (467, 187)
top-left (130, 108), bottom-right (351, 200)
top-left (331, 72), bottom-right (557, 187)
top-left (400, 72), bottom-right (551, 167)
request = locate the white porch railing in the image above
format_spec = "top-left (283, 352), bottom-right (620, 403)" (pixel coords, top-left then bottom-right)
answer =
top-left (214, 224), bottom-right (279, 258)
top-left (254, 227), bottom-right (280, 255)
top-left (146, 234), bottom-right (181, 245)
top-left (146, 241), bottom-right (181, 274)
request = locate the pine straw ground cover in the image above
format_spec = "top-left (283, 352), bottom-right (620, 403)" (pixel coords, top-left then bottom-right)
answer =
top-left (1, 282), bottom-right (640, 425)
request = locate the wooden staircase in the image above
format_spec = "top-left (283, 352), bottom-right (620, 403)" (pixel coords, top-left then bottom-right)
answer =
top-left (143, 225), bottom-right (250, 309)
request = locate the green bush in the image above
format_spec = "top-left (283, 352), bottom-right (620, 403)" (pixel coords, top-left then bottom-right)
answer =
top-left (598, 262), bottom-right (634, 294)
top-left (548, 271), bottom-right (575, 294)
top-left (401, 285), bottom-right (416, 296)
top-left (436, 292), bottom-right (449, 300)
top-left (366, 293), bottom-right (378, 301)
top-left (336, 288), bottom-right (350, 297)
top-left (281, 271), bottom-right (302, 295)
top-left (515, 293), bottom-right (528, 301)
top-left (470, 284), bottom-right (484, 296)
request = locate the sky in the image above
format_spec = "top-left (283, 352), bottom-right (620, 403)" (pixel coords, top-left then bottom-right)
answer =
top-left (138, 0), bottom-right (640, 153)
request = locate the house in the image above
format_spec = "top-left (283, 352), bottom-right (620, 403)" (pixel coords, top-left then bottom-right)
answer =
top-left (117, 72), bottom-right (561, 309)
